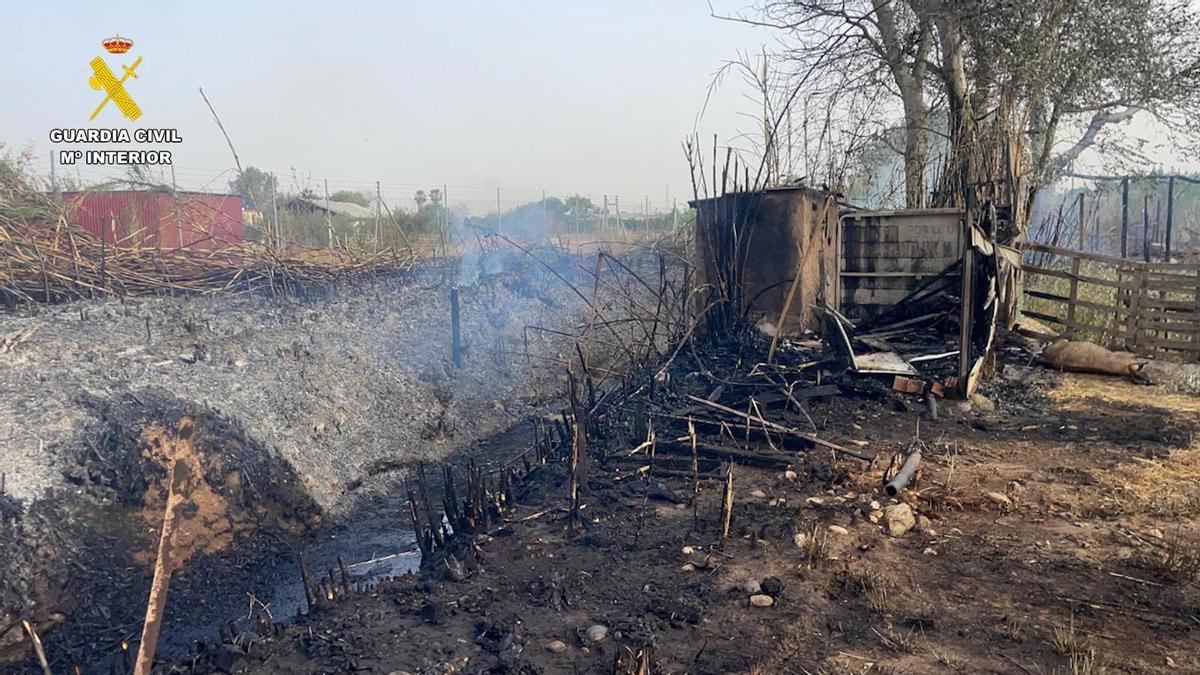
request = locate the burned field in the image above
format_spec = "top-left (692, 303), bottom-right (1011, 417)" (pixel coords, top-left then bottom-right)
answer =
top-left (0, 238), bottom-right (691, 673)
top-left (151, 329), bottom-right (1200, 675)
top-left (2, 189), bottom-right (1200, 675)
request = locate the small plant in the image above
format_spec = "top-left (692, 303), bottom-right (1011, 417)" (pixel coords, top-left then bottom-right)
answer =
top-left (996, 615), bottom-right (1025, 642)
top-left (1068, 647), bottom-right (1108, 675)
top-left (926, 643), bottom-right (967, 671)
top-left (1155, 529), bottom-right (1200, 585)
top-left (799, 523), bottom-right (831, 567)
top-left (873, 622), bottom-right (918, 654)
top-left (1049, 615), bottom-right (1089, 658)
top-left (846, 566), bottom-right (892, 615)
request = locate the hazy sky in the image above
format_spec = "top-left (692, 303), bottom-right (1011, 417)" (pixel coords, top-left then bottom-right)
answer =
top-left (6, 2), bottom-right (1195, 215)
top-left (3, 1), bottom-right (769, 213)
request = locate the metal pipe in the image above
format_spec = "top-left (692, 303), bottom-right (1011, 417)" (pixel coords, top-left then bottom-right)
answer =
top-left (884, 450), bottom-right (921, 497)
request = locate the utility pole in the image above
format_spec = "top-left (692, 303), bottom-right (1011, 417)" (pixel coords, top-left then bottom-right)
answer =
top-left (375, 180), bottom-right (382, 253)
top-left (271, 172), bottom-right (281, 249)
top-left (602, 195), bottom-right (608, 231)
top-left (672, 198), bottom-right (678, 234)
top-left (324, 179), bottom-right (333, 249)
top-left (171, 164), bottom-right (181, 248)
top-left (787, 108), bottom-right (793, 178)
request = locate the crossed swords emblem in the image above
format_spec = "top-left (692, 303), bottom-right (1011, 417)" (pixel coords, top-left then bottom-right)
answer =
top-left (88, 55), bottom-right (142, 121)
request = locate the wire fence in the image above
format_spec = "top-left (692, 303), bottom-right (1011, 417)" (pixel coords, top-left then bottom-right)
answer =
top-left (43, 157), bottom-right (695, 252)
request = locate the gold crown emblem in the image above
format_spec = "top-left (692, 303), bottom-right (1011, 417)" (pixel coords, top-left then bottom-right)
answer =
top-left (102, 34), bottom-right (133, 54)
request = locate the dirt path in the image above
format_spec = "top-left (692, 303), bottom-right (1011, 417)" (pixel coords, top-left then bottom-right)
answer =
top-left (92, 365), bottom-right (1200, 674)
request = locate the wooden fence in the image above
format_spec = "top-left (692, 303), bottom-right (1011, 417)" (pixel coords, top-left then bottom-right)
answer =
top-left (1021, 242), bottom-right (1200, 360)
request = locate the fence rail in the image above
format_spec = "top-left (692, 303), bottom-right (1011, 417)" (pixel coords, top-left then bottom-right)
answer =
top-left (1021, 242), bottom-right (1200, 361)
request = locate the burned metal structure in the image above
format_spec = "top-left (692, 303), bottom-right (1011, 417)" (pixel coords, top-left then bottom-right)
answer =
top-left (693, 189), bottom-right (1019, 398)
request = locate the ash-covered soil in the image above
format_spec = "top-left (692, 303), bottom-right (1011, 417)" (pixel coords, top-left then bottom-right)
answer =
top-left (0, 246), bottom-right (676, 668)
top-left (164, 348), bottom-right (1200, 675)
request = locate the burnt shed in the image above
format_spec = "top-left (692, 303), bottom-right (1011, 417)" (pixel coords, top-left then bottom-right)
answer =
top-left (691, 186), bottom-right (838, 335)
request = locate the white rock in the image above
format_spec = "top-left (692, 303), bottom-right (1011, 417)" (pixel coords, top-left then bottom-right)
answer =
top-left (750, 489), bottom-right (768, 499)
top-left (585, 625), bottom-right (608, 642)
top-left (828, 525), bottom-right (849, 536)
top-left (923, 547), bottom-right (938, 556)
top-left (681, 563), bottom-right (696, 572)
top-left (681, 545), bottom-right (695, 556)
top-left (806, 497), bottom-right (825, 507)
top-left (784, 470), bottom-right (798, 481)
top-left (545, 640), bottom-right (567, 653)
top-left (793, 532), bottom-right (809, 548)
top-left (749, 594), bottom-right (775, 607)
top-left (870, 500), bottom-right (881, 510)
top-left (883, 503), bottom-right (916, 537)
top-left (868, 510), bottom-right (882, 524)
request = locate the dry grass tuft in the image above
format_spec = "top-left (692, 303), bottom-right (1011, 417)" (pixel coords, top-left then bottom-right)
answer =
top-left (926, 642), bottom-right (966, 670)
top-left (1049, 615), bottom-right (1089, 658)
top-left (1134, 528), bottom-right (1200, 585)
top-left (845, 566), bottom-right (892, 615)
top-left (873, 622), bottom-right (919, 654)
top-left (799, 523), bottom-right (831, 567)
top-left (1065, 648), bottom-right (1109, 675)
top-left (995, 615), bottom-right (1026, 642)
top-left (1048, 614), bottom-right (1110, 674)
top-left (1098, 449), bottom-right (1200, 519)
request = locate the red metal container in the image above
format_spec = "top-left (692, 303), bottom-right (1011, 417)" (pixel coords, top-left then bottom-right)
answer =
top-left (60, 190), bottom-right (244, 249)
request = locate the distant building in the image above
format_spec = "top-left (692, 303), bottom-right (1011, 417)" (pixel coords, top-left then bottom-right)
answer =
top-left (284, 196), bottom-right (375, 220)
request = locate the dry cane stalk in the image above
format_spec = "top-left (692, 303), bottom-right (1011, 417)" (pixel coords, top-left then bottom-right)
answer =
top-left (689, 418), bottom-right (699, 531)
top-left (20, 619), bottom-right (52, 675)
top-left (719, 463), bottom-right (734, 551)
top-left (133, 415), bottom-right (196, 675)
top-left (569, 416), bottom-right (583, 533)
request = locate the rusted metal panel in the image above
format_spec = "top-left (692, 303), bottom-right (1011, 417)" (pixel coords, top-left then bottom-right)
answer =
top-left (692, 186), bottom-right (838, 335)
top-left (838, 208), bottom-right (964, 318)
top-left (61, 191), bottom-right (243, 249)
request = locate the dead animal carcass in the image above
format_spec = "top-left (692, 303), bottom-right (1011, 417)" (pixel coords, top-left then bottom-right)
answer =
top-left (1039, 339), bottom-right (1148, 381)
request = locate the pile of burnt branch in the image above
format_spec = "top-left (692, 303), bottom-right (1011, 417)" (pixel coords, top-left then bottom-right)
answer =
top-left (0, 218), bottom-right (419, 307)
top-left (823, 261), bottom-right (974, 401)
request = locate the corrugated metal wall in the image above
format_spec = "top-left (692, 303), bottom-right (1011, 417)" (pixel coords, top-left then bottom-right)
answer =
top-left (60, 191), bottom-right (244, 249)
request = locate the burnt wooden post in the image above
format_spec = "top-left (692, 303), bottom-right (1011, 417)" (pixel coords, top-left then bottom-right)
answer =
top-left (450, 287), bottom-right (463, 367)
top-left (1166, 176), bottom-right (1176, 261)
top-left (1067, 256), bottom-right (1081, 337)
top-left (956, 215), bottom-right (975, 397)
top-left (1077, 192), bottom-right (1085, 251)
top-left (1143, 194), bottom-right (1152, 263)
top-left (1120, 177), bottom-right (1130, 259)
